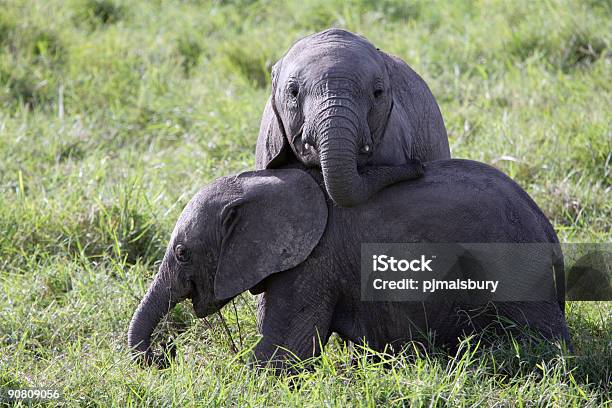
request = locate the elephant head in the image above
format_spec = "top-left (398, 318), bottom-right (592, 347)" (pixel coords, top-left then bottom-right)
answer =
top-left (255, 28), bottom-right (448, 207)
top-left (127, 170), bottom-right (328, 367)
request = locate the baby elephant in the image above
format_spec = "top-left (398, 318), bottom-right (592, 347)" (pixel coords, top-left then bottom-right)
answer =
top-left (128, 160), bottom-right (570, 369)
top-left (257, 28), bottom-right (449, 207)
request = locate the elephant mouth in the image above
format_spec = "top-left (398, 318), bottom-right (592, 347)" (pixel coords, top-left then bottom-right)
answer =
top-left (357, 149), bottom-right (373, 166)
top-left (292, 130), bottom-right (320, 166)
top-left (192, 296), bottom-right (231, 318)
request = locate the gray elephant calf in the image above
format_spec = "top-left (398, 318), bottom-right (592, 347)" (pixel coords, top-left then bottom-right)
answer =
top-left (257, 28), bottom-right (449, 207)
top-left (128, 160), bottom-right (570, 369)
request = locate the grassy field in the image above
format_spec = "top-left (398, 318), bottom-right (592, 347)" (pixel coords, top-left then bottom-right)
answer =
top-left (0, 0), bottom-right (610, 406)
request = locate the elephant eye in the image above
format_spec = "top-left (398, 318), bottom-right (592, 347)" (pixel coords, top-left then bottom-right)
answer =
top-left (287, 83), bottom-right (299, 99)
top-left (175, 244), bottom-right (191, 264)
top-left (373, 88), bottom-right (384, 98)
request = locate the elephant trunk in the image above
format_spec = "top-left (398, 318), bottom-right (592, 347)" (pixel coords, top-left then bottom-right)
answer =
top-left (317, 103), bottom-right (374, 207)
top-left (128, 267), bottom-right (179, 368)
top-left (316, 101), bottom-right (423, 207)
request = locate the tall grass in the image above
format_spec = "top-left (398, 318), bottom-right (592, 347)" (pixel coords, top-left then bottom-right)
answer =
top-left (0, 0), bottom-right (610, 406)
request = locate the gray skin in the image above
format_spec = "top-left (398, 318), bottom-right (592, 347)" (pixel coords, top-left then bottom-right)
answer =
top-left (255, 28), bottom-right (449, 207)
top-left (128, 160), bottom-right (570, 370)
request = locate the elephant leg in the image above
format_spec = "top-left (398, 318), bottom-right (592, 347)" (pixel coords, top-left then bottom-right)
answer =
top-left (495, 301), bottom-right (572, 348)
top-left (452, 302), bottom-right (573, 352)
top-left (252, 290), bottom-right (334, 374)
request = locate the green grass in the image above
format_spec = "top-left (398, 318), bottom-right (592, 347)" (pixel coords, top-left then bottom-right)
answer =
top-left (0, 0), bottom-right (610, 406)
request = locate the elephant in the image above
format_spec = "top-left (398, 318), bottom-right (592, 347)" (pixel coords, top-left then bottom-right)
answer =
top-left (255, 28), bottom-right (450, 207)
top-left (128, 159), bottom-right (570, 370)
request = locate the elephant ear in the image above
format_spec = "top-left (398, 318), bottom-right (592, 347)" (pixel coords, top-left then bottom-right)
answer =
top-left (380, 51), bottom-right (449, 160)
top-left (379, 51), bottom-right (424, 108)
top-left (255, 60), bottom-right (292, 170)
top-left (214, 169), bottom-right (328, 300)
